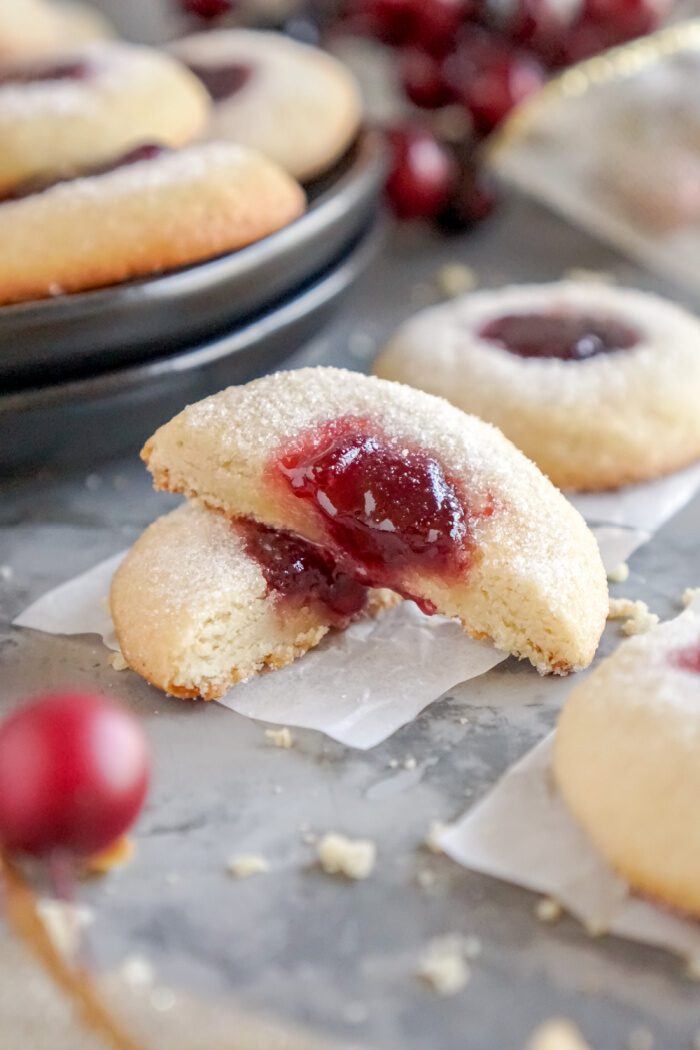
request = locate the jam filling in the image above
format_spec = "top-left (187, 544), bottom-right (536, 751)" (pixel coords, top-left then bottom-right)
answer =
top-left (671, 642), bottom-right (700, 674)
top-left (238, 520), bottom-right (368, 626)
top-left (186, 61), bottom-right (253, 101)
top-left (0, 59), bottom-right (91, 85)
top-left (274, 417), bottom-right (473, 613)
top-left (479, 311), bottom-right (640, 361)
top-left (0, 143), bottom-right (169, 204)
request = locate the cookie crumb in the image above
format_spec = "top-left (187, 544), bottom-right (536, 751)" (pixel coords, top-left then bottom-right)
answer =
top-left (36, 899), bottom-right (93, 959)
top-left (388, 758), bottom-right (400, 769)
top-left (685, 953), bottom-right (700, 980)
top-left (535, 896), bottom-right (563, 924)
top-left (108, 649), bottom-right (129, 672)
top-left (416, 868), bottom-right (437, 889)
top-left (682, 587), bottom-right (700, 608)
top-left (83, 834), bottom-right (135, 875)
top-left (607, 598), bottom-right (659, 635)
top-left (120, 955), bottom-right (155, 990)
top-left (418, 935), bottom-right (471, 996)
top-left (436, 262), bottom-right (477, 298)
top-left (583, 916), bottom-right (608, 938)
top-left (0, 564), bottom-right (13, 581)
top-left (607, 562), bottom-right (630, 583)
top-left (425, 820), bottom-right (447, 854)
top-left (626, 1027), bottom-right (654, 1050)
top-left (317, 833), bottom-right (376, 880)
top-left (226, 854), bottom-right (270, 879)
top-left (404, 755), bottom-right (417, 770)
top-left (526, 1018), bottom-right (592, 1050)
top-left (565, 267), bottom-right (615, 285)
top-left (264, 726), bottom-right (294, 749)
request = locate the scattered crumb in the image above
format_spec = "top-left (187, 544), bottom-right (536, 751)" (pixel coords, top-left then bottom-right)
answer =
top-left (436, 262), bottom-right (477, 298)
top-left (342, 1001), bottom-right (368, 1025)
top-left (418, 935), bottom-right (472, 996)
top-left (526, 1018), bottom-right (592, 1050)
top-left (686, 954), bottom-right (700, 980)
top-left (265, 726), bottom-right (294, 749)
top-left (83, 834), bottom-right (135, 875)
top-left (388, 758), bottom-right (399, 769)
top-left (607, 598), bottom-right (659, 635)
top-left (425, 820), bottom-right (447, 854)
top-left (120, 955), bottom-right (155, 990)
top-left (150, 987), bottom-right (176, 1013)
top-left (0, 564), bottom-right (13, 581)
top-left (607, 562), bottom-right (630, 583)
top-left (416, 869), bottom-right (437, 889)
top-left (36, 900), bottom-right (93, 959)
top-left (108, 649), bottom-right (129, 672)
top-left (317, 833), bottom-right (376, 880)
top-left (404, 755), bottom-right (417, 770)
top-left (535, 897), bottom-right (563, 924)
top-left (458, 716), bottom-right (470, 726)
top-left (226, 854), bottom-right (270, 879)
top-left (682, 587), bottom-right (700, 608)
top-left (564, 267), bottom-right (615, 285)
top-left (583, 916), bottom-right (608, 938)
top-left (626, 1027), bottom-right (654, 1050)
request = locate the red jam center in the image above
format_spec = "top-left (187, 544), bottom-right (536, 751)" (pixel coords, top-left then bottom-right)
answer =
top-left (0, 143), bottom-right (169, 204)
top-left (479, 311), bottom-right (640, 361)
top-left (239, 520), bottom-right (368, 626)
top-left (275, 417), bottom-right (471, 612)
top-left (671, 642), bottom-right (700, 674)
top-left (186, 61), bottom-right (253, 101)
top-left (0, 59), bottom-right (91, 85)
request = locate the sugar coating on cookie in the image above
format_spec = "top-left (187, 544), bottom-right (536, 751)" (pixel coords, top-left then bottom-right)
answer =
top-left (0, 41), bottom-right (209, 192)
top-left (0, 140), bottom-right (305, 304)
top-left (110, 503), bottom-right (395, 699)
top-left (0, 0), bottom-right (111, 60)
top-left (375, 282), bottom-right (700, 491)
top-left (169, 29), bottom-right (362, 180)
top-left (554, 609), bottom-right (700, 917)
top-left (142, 367), bottom-right (608, 674)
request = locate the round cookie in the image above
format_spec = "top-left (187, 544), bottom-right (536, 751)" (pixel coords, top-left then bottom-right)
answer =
top-left (169, 29), bottom-right (362, 180)
top-left (142, 367), bottom-right (608, 675)
top-left (0, 141), bottom-right (305, 305)
top-left (554, 607), bottom-right (700, 917)
top-left (375, 281), bottom-right (700, 492)
top-left (0, 41), bottom-right (209, 193)
top-left (111, 502), bottom-right (395, 700)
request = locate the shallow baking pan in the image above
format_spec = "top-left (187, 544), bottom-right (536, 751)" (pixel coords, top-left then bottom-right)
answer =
top-left (0, 217), bottom-right (384, 475)
top-left (0, 131), bottom-right (386, 386)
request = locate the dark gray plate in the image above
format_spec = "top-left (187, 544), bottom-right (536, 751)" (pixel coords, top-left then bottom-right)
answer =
top-left (0, 217), bottom-right (384, 476)
top-left (0, 131), bottom-right (385, 386)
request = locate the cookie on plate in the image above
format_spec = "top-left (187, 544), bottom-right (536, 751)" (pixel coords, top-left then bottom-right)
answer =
top-left (0, 41), bottom-right (208, 193)
top-left (142, 367), bottom-right (608, 675)
top-left (554, 607), bottom-right (700, 917)
top-left (0, 141), bottom-right (305, 305)
top-left (169, 29), bottom-right (362, 180)
top-left (111, 503), bottom-right (396, 699)
top-left (375, 281), bottom-right (700, 491)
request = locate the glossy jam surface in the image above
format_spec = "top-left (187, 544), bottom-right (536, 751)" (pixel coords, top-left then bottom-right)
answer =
top-left (0, 143), bottom-right (168, 204)
top-left (0, 59), bottom-right (90, 85)
top-left (479, 311), bottom-right (640, 361)
top-left (187, 61), bottom-right (253, 101)
top-left (275, 417), bottom-right (471, 610)
top-left (672, 642), bottom-right (700, 674)
top-left (240, 520), bottom-right (368, 625)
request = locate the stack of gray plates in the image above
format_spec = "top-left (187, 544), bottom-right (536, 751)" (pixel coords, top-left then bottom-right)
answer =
top-left (0, 131), bottom-right (386, 474)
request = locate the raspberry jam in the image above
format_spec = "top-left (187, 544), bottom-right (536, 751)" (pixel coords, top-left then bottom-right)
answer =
top-left (186, 62), bottom-right (253, 101)
top-left (0, 143), bottom-right (168, 204)
top-left (274, 417), bottom-right (472, 611)
top-left (672, 642), bottom-right (700, 674)
top-left (479, 311), bottom-right (640, 361)
top-left (0, 59), bottom-right (90, 85)
top-left (239, 520), bottom-right (368, 625)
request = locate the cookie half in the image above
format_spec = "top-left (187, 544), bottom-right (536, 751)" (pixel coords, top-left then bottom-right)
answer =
top-left (142, 367), bottom-right (608, 675)
top-left (110, 503), bottom-right (395, 699)
top-left (554, 608), bottom-right (700, 917)
top-left (0, 141), bottom-right (305, 305)
top-left (170, 29), bottom-right (362, 180)
top-left (375, 281), bottom-right (700, 491)
top-left (0, 41), bottom-right (208, 192)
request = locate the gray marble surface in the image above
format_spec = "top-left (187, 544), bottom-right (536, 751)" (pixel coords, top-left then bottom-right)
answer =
top-left (2, 197), bottom-right (700, 1049)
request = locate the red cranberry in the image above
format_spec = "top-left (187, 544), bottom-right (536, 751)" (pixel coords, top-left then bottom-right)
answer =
top-left (444, 27), bottom-right (546, 133)
top-left (672, 642), bottom-right (700, 674)
top-left (479, 312), bottom-right (640, 360)
top-left (399, 48), bottom-right (454, 109)
top-left (385, 126), bottom-right (456, 219)
top-left (410, 0), bottom-right (474, 56)
top-left (347, 0), bottom-right (418, 45)
top-left (239, 520), bottom-right (368, 625)
top-left (185, 62), bottom-right (252, 101)
top-left (275, 416), bottom-right (472, 609)
top-left (436, 157), bottom-right (498, 231)
top-left (0, 59), bottom-right (90, 85)
top-left (0, 692), bottom-right (150, 858)
top-left (180, 0), bottom-right (236, 19)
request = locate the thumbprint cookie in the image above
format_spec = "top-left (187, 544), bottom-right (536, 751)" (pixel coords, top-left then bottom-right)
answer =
top-left (375, 281), bottom-right (700, 491)
top-left (142, 367), bottom-right (608, 675)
